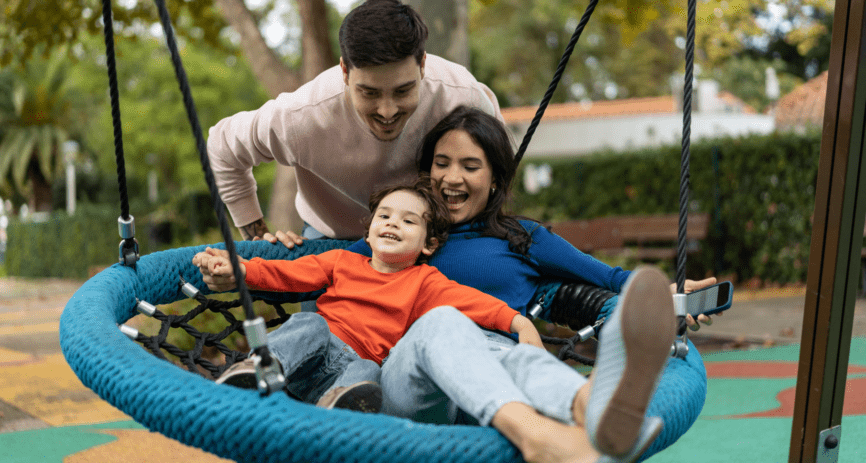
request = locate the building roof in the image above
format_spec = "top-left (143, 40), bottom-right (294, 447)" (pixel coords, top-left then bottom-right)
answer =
top-left (774, 71), bottom-right (827, 131)
top-left (501, 96), bottom-right (677, 123)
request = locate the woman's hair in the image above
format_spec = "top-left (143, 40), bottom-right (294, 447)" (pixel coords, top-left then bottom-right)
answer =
top-left (418, 106), bottom-right (534, 255)
top-left (339, 0), bottom-right (428, 70)
top-left (363, 175), bottom-right (450, 264)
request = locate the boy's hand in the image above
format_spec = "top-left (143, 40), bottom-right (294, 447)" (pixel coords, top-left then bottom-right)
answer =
top-left (192, 247), bottom-right (248, 292)
top-left (511, 314), bottom-right (544, 349)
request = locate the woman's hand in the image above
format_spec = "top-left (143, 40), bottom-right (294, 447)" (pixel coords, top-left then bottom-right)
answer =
top-left (192, 247), bottom-right (248, 292)
top-left (511, 314), bottom-right (545, 349)
top-left (255, 230), bottom-right (307, 249)
top-left (669, 276), bottom-right (721, 331)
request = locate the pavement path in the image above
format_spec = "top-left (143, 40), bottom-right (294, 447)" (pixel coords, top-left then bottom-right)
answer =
top-left (0, 277), bottom-right (228, 462)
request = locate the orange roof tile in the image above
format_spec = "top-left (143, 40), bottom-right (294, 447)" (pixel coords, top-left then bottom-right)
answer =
top-left (774, 71), bottom-right (827, 130)
top-left (501, 96), bottom-right (677, 123)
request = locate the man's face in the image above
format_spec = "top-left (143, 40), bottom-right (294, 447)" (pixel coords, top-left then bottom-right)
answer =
top-left (342, 54), bottom-right (425, 141)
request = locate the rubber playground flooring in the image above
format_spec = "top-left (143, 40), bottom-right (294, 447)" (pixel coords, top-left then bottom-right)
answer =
top-left (2, 336), bottom-right (865, 462)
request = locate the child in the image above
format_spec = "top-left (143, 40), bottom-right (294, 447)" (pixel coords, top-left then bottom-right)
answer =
top-left (193, 176), bottom-right (543, 412)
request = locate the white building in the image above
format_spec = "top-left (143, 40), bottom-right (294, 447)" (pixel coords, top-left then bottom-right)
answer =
top-left (503, 81), bottom-right (775, 158)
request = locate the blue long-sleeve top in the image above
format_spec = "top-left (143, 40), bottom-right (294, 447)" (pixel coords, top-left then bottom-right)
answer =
top-left (346, 220), bottom-right (630, 316)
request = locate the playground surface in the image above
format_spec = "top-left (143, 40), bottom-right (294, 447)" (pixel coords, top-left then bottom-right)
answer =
top-left (1, 276), bottom-right (865, 462)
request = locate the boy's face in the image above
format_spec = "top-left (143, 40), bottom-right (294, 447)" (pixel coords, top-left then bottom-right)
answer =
top-left (342, 55), bottom-right (425, 141)
top-left (366, 190), bottom-right (436, 270)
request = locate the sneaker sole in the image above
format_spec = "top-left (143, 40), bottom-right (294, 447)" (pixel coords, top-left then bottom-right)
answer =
top-left (332, 383), bottom-right (383, 413)
top-left (594, 267), bottom-right (676, 457)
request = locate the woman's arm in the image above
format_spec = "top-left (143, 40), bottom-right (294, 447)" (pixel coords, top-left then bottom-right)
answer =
top-left (522, 221), bottom-right (631, 293)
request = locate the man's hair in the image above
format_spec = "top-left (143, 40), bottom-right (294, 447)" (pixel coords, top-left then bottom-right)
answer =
top-left (339, 0), bottom-right (428, 70)
top-left (364, 175), bottom-right (450, 264)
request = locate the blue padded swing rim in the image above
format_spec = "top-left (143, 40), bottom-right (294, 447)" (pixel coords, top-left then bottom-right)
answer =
top-left (59, 240), bottom-right (523, 463)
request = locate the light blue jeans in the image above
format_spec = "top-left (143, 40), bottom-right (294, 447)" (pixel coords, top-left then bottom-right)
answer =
top-left (380, 306), bottom-right (588, 426)
top-left (267, 312), bottom-right (380, 403)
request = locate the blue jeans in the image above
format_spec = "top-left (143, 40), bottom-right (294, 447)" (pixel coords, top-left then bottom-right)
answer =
top-left (267, 312), bottom-right (380, 403)
top-left (379, 306), bottom-right (587, 426)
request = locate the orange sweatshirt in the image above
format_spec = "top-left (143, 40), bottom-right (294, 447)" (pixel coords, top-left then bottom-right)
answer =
top-left (243, 250), bottom-right (518, 364)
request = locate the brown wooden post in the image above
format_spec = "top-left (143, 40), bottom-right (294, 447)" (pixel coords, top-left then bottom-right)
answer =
top-left (789, 0), bottom-right (866, 461)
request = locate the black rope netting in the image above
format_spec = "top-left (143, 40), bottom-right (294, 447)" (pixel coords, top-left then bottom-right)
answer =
top-left (131, 280), bottom-right (295, 380)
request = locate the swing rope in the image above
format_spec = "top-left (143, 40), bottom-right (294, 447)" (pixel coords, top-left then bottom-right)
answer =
top-left (100, 0), bottom-right (138, 268)
top-left (674, 0), bottom-right (697, 339)
top-left (513, 0), bottom-right (599, 165)
top-left (150, 0), bottom-right (286, 391)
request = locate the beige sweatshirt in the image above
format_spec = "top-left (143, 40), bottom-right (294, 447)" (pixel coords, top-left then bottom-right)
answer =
top-left (206, 54), bottom-right (501, 239)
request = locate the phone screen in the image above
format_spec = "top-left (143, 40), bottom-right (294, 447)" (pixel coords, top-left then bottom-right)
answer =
top-left (686, 282), bottom-right (732, 317)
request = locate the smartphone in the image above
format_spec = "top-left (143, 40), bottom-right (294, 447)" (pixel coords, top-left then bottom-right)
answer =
top-left (686, 281), bottom-right (733, 317)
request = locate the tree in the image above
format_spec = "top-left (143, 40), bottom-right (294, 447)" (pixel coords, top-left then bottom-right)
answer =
top-left (0, 49), bottom-right (79, 212)
top-left (2, 0), bottom-right (343, 233)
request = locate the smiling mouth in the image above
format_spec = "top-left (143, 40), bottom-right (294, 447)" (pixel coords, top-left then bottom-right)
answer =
top-left (372, 114), bottom-right (402, 130)
top-left (442, 189), bottom-right (468, 206)
top-left (380, 233), bottom-right (400, 241)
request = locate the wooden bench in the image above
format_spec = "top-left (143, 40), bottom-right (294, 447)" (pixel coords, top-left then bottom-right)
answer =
top-left (550, 213), bottom-right (711, 262)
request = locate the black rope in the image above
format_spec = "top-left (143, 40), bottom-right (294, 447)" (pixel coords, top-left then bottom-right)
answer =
top-left (513, 0), bottom-right (599, 165)
top-left (100, 0), bottom-right (131, 222)
top-left (675, 0), bottom-right (697, 335)
top-left (151, 0), bottom-right (256, 323)
top-left (677, 0), bottom-right (696, 295)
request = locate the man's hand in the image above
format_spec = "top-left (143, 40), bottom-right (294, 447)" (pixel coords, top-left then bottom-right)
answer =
top-left (192, 247), bottom-right (248, 292)
top-left (257, 230), bottom-right (307, 249)
top-left (511, 314), bottom-right (545, 349)
top-left (239, 218), bottom-right (307, 249)
top-left (669, 276), bottom-right (721, 331)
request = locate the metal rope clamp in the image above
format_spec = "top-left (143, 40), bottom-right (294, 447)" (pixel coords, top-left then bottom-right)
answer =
top-left (243, 317), bottom-right (286, 395)
top-left (670, 293), bottom-right (689, 359)
top-left (118, 215), bottom-right (140, 268)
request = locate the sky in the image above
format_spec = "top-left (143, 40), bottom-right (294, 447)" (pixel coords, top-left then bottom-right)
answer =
top-left (249, 0), bottom-right (357, 50)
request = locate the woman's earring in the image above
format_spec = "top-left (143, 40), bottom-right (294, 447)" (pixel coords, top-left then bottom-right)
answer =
top-left (491, 187), bottom-right (496, 194)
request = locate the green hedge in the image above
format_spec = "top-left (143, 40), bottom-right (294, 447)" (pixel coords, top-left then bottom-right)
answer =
top-left (512, 131), bottom-right (823, 284)
top-left (5, 204), bottom-right (153, 279)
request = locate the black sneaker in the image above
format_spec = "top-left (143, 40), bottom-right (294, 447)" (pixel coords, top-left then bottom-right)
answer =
top-left (316, 381), bottom-right (382, 413)
top-left (215, 358), bottom-right (259, 389)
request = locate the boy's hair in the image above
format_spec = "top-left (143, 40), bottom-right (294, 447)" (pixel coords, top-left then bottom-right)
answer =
top-left (364, 175), bottom-right (450, 264)
top-left (339, 0), bottom-right (428, 70)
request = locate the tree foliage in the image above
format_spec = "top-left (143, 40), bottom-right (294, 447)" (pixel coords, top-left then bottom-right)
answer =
top-left (79, 35), bottom-right (270, 209)
top-left (0, 0), bottom-right (229, 67)
top-left (0, 48), bottom-right (82, 211)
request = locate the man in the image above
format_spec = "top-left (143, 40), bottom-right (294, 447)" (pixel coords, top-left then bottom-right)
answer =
top-left (207, 0), bottom-right (501, 245)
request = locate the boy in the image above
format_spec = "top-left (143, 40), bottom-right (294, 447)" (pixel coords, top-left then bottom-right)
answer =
top-left (194, 177), bottom-right (542, 411)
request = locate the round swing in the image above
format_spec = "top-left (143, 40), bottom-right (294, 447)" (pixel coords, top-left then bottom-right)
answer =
top-left (60, 0), bottom-right (705, 461)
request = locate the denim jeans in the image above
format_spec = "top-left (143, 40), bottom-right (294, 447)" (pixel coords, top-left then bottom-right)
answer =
top-left (379, 306), bottom-right (587, 426)
top-left (267, 312), bottom-right (380, 403)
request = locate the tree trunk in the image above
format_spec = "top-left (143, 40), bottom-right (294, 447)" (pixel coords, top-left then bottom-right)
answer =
top-left (406, 0), bottom-right (469, 67)
top-left (213, 0), bottom-right (300, 96)
top-left (214, 0), bottom-right (335, 234)
top-left (28, 160), bottom-right (52, 212)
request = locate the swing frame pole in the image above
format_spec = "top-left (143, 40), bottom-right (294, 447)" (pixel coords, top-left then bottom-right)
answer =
top-left (789, 0), bottom-right (866, 460)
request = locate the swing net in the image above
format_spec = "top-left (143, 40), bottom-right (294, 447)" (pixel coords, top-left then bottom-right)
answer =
top-left (60, 0), bottom-right (707, 461)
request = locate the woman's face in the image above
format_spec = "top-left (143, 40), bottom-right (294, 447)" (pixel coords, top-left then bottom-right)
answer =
top-left (429, 129), bottom-right (495, 224)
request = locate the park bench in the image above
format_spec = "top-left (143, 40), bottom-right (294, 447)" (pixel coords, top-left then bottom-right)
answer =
top-left (549, 213), bottom-right (711, 263)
